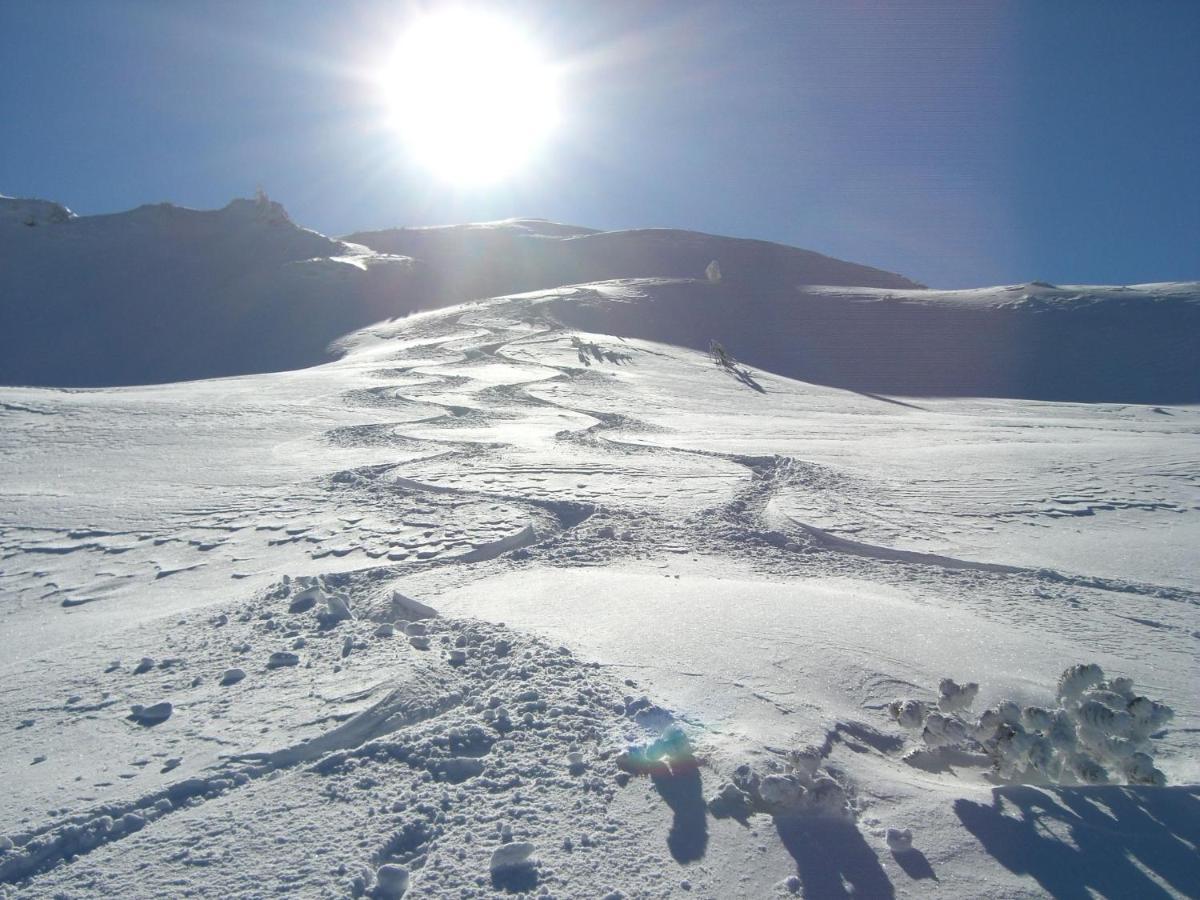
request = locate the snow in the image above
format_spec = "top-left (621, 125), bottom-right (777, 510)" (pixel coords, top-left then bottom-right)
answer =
top-left (5, 192), bottom-right (1195, 405)
top-left (0, 197), bottom-right (75, 227)
top-left (0, 196), bottom-right (413, 386)
top-left (1, 195), bottom-right (924, 388)
top-left (885, 828), bottom-right (913, 853)
top-left (546, 278), bottom-right (1200, 403)
top-left (1, 207), bottom-right (1198, 897)
top-left (374, 862), bottom-right (410, 898)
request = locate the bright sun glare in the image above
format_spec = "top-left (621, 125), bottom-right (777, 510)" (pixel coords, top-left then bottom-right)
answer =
top-left (380, 10), bottom-right (560, 185)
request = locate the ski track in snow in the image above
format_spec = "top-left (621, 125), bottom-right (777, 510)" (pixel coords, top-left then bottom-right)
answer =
top-left (2, 285), bottom-right (1198, 898)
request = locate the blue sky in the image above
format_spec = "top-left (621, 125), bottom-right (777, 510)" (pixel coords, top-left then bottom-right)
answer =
top-left (3, 1), bottom-right (1197, 288)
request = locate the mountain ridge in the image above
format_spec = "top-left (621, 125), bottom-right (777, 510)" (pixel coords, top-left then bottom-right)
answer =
top-left (0, 194), bottom-right (919, 387)
top-left (1, 194), bottom-right (1197, 403)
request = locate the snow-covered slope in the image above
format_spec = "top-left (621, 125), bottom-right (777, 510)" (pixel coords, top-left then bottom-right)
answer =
top-left (343, 219), bottom-right (925, 303)
top-left (0, 197), bottom-right (76, 227)
top-left (2, 279), bottom-right (1196, 898)
top-left (0, 195), bottom-right (423, 387)
top-left (548, 279), bottom-right (1200, 403)
top-left (0, 199), bottom-right (919, 389)
top-left (5, 197), bottom-right (1198, 404)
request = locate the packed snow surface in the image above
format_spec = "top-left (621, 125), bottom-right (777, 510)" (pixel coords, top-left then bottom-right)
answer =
top-left (1, 254), bottom-right (1198, 895)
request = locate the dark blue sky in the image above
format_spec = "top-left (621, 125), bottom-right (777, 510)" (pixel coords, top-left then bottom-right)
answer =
top-left (3, 1), bottom-right (1198, 287)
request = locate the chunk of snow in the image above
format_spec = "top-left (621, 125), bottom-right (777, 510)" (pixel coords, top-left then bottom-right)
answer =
top-left (128, 702), bottom-right (172, 726)
top-left (490, 841), bottom-right (537, 873)
top-left (288, 587), bottom-right (321, 613)
top-left (885, 828), bottom-right (913, 853)
top-left (937, 678), bottom-right (979, 713)
top-left (759, 774), bottom-right (807, 813)
top-left (707, 782), bottom-right (752, 819)
top-left (319, 592), bottom-right (353, 627)
top-left (806, 776), bottom-right (849, 816)
top-left (374, 864), bottom-right (409, 898)
top-left (389, 591), bottom-right (438, 621)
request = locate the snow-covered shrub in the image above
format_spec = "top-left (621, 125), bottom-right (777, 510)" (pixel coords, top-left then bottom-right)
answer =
top-left (888, 665), bottom-right (1173, 786)
top-left (888, 698), bottom-right (929, 729)
top-left (708, 339), bottom-right (734, 369)
top-left (937, 677), bottom-right (979, 713)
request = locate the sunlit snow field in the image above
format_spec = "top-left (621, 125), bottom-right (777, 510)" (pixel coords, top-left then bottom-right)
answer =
top-left (2, 277), bottom-right (1197, 897)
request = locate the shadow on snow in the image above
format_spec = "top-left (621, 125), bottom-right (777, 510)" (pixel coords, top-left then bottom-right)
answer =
top-left (956, 784), bottom-right (1200, 899)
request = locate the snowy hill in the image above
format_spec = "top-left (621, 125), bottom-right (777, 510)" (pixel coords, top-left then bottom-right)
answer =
top-left (1, 277), bottom-right (1196, 897)
top-left (0, 196), bottom-right (76, 227)
top-left (0, 196), bottom-right (424, 388)
top-left (0, 198), bottom-right (920, 388)
top-left (548, 279), bottom-right (1200, 403)
top-left (4, 196), bottom-right (1198, 404)
top-left (343, 218), bottom-right (925, 303)
top-left (0, 195), bottom-right (417, 386)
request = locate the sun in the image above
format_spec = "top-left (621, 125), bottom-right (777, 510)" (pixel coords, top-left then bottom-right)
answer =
top-left (379, 10), bottom-right (560, 185)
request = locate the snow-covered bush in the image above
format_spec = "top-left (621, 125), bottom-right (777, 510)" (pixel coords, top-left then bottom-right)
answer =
top-left (888, 666), bottom-right (1173, 786)
top-left (708, 339), bottom-right (734, 369)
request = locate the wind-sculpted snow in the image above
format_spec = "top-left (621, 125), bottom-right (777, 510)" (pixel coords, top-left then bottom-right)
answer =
top-left (1, 280), bottom-right (1197, 897)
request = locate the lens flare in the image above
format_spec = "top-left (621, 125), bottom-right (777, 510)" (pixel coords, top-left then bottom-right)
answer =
top-left (379, 10), bottom-right (560, 185)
